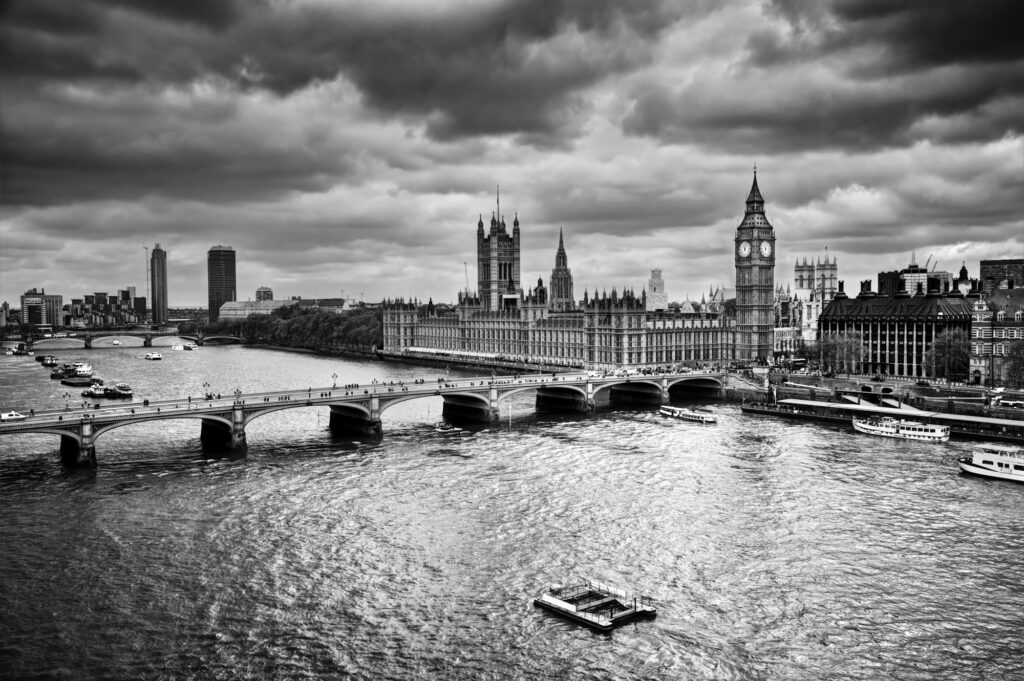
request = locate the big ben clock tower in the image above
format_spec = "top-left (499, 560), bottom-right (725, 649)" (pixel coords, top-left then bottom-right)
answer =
top-left (734, 169), bottom-right (776, 364)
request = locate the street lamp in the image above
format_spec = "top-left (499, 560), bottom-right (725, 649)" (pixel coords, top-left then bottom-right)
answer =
top-left (202, 381), bottom-right (211, 399)
top-left (332, 373), bottom-right (338, 388)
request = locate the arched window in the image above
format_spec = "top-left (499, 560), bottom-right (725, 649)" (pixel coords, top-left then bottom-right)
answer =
top-left (997, 311), bottom-right (1005, 322)
top-left (1016, 310), bottom-right (1023, 322)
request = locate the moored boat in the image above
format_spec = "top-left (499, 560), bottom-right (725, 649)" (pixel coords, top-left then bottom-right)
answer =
top-left (958, 444), bottom-right (1024, 483)
top-left (81, 384), bottom-right (106, 398)
top-left (659, 405), bottom-right (717, 424)
top-left (41, 355), bottom-right (59, 367)
top-left (170, 344), bottom-right (184, 351)
top-left (183, 342), bottom-right (197, 351)
top-left (534, 579), bottom-right (656, 631)
top-left (852, 416), bottom-right (949, 442)
top-left (72, 362), bottom-right (93, 377)
top-left (144, 352), bottom-right (162, 360)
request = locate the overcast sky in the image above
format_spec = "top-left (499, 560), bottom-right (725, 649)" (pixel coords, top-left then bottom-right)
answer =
top-left (2, 0), bottom-right (1022, 308)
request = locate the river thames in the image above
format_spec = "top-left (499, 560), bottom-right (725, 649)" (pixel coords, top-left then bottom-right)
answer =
top-left (1, 343), bottom-right (1022, 680)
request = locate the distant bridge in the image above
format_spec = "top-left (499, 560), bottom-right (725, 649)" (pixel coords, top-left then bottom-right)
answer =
top-left (30, 332), bottom-right (245, 349)
top-left (0, 371), bottom-right (725, 467)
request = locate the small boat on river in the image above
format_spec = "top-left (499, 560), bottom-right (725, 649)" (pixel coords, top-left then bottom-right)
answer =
top-left (170, 344), bottom-right (184, 351)
top-left (71, 362), bottom-right (93, 377)
top-left (852, 416), bottom-right (949, 442)
top-left (81, 384), bottom-right (106, 398)
top-left (659, 405), bottom-right (717, 424)
top-left (958, 444), bottom-right (1024, 483)
top-left (534, 579), bottom-right (656, 631)
top-left (144, 352), bottom-right (162, 360)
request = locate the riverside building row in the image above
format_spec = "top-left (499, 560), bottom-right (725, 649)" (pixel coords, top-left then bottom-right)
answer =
top-left (380, 179), bottom-right (775, 370)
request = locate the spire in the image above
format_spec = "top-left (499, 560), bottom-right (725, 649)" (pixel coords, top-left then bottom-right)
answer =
top-left (554, 228), bottom-right (568, 268)
top-left (744, 167), bottom-right (764, 213)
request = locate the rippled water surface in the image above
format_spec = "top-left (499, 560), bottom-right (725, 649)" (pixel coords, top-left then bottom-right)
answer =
top-left (1, 345), bottom-right (1022, 680)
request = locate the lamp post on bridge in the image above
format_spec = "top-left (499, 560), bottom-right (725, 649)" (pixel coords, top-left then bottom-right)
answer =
top-left (202, 382), bottom-right (211, 400)
top-left (233, 388), bottom-right (241, 405)
top-left (332, 373), bottom-right (338, 388)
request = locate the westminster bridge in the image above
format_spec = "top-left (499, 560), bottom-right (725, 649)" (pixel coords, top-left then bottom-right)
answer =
top-left (0, 370), bottom-right (725, 467)
top-left (27, 331), bottom-right (245, 349)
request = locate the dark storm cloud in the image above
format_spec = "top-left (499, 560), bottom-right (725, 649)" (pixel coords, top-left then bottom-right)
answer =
top-left (1, 0), bottom-right (687, 206)
top-left (623, 0), bottom-right (1024, 152)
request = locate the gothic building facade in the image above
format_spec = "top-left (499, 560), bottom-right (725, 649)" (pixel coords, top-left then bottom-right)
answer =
top-left (476, 201), bottom-right (521, 311)
top-left (383, 197), bottom-right (735, 370)
top-left (734, 172), bottom-right (776, 363)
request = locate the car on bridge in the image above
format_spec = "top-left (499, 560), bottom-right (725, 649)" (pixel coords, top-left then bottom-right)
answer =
top-left (1, 411), bottom-right (27, 422)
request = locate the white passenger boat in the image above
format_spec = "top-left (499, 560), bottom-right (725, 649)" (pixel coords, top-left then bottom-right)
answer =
top-left (144, 352), bottom-right (162, 360)
top-left (170, 344), bottom-right (184, 351)
top-left (958, 444), bottom-right (1024, 483)
top-left (184, 343), bottom-right (197, 351)
top-left (72, 362), bottom-right (93, 377)
top-left (659, 405), bottom-right (717, 424)
top-left (534, 579), bottom-right (656, 632)
top-left (852, 416), bottom-right (949, 442)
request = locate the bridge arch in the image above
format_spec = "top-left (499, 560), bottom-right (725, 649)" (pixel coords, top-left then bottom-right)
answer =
top-left (31, 338), bottom-right (87, 349)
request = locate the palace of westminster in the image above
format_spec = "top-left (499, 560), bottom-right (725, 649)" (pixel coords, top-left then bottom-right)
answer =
top-left (383, 174), bottom-right (1024, 385)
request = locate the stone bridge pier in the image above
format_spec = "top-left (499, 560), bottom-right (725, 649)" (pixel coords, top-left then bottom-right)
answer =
top-left (536, 385), bottom-right (592, 413)
top-left (200, 406), bottom-right (248, 451)
top-left (60, 419), bottom-right (97, 468)
top-left (143, 334), bottom-right (153, 347)
top-left (328, 398), bottom-right (382, 436)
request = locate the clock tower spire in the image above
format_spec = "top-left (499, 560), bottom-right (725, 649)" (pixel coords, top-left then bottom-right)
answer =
top-left (734, 168), bottom-right (776, 364)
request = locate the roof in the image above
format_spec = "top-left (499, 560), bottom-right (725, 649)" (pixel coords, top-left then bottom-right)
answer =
top-left (986, 287), bottom-right (1024, 312)
top-left (819, 292), bottom-right (973, 322)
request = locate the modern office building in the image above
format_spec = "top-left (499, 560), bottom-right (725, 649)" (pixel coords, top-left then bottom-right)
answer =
top-left (980, 259), bottom-right (1024, 293)
top-left (20, 288), bottom-right (63, 327)
top-left (818, 279), bottom-right (974, 378)
top-left (207, 245), bottom-right (237, 323)
top-left (734, 171), bottom-right (776, 364)
top-left (150, 243), bottom-right (168, 324)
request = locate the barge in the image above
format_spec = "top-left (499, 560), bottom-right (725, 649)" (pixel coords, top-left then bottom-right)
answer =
top-left (534, 579), bottom-right (656, 631)
top-left (742, 398), bottom-right (1024, 444)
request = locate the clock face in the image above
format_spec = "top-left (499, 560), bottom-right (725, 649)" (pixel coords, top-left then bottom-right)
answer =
top-left (738, 241), bottom-right (751, 257)
top-left (760, 241), bottom-right (772, 257)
